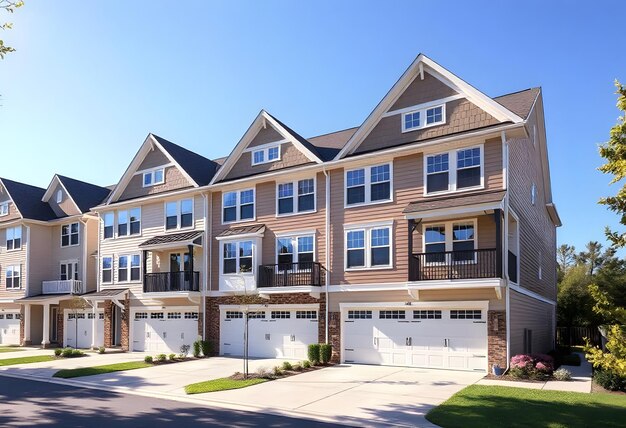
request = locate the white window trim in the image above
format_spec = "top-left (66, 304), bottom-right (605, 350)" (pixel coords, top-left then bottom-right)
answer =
top-left (164, 198), bottom-right (195, 231)
top-left (0, 202), bottom-right (8, 217)
top-left (344, 162), bottom-right (394, 208)
top-left (275, 233), bottom-right (316, 265)
top-left (117, 254), bottom-right (142, 283)
top-left (344, 221), bottom-right (394, 271)
top-left (423, 144), bottom-right (484, 197)
top-left (5, 264), bottom-right (21, 289)
top-left (422, 218), bottom-right (479, 265)
top-left (142, 167), bottom-right (165, 188)
top-left (103, 212), bottom-right (115, 240)
top-left (222, 188), bottom-right (256, 224)
top-left (220, 239), bottom-right (255, 276)
top-left (56, 189), bottom-right (63, 204)
top-left (531, 183), bottom-right (537, 205)
top-left (101, 255), bottom-right (113, 284)
top-left (115, 208), bottom-right (142, 238)
top-left (401, 103), bottom-right (446, 133)
top-left (251, 145), bottom-right (281, 166)
top-left (60, 222), bottom-right (80, 248)
top-left (60, 259), bottom-right (79, 281)
top-left (275, 177), bottom-right (317, 217)
top-left (6, 226), bottom-right (22, 251)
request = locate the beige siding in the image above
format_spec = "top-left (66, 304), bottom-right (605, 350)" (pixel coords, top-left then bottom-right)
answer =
top-left (508, 95), bottom-right (557, 300)
top-left (47, 183), bottom-right (81, 217)
top-left (85, 218), bottom-right (99, 293)
top-left (119, 166), bottom-right (194, 201)
top-left (390, 71), bottom-right (459, 111)
top-left (356, 99), bottom-right (500, 155)
top-left (247, 126), bottom-right (284, 148)
top-left (210, 172), bottom-right (327, 291)
top-left (139, 148), bottom-right (170, 170)
top-left (224, 143), bottom-right (314, 181)
top-left (0, 225), bottom-right (27, 298)
top-left (509, 289), bottom-right (554, 355)
top-left (27, 223), bottom-right (54, 296)
top-left (98, 195), bottom-right (206, 298)
top-left (49, 222), bottom-right (84, 281)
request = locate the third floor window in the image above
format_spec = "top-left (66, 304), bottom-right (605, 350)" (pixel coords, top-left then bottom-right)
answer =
top-left (6, 226), bottom-right (21, 250)
top-left (61, 222), bottom-right (79, 247)
top-left (223, 189), bottom-right (254, 223)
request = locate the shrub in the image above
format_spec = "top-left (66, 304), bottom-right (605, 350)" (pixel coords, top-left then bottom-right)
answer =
top-left (510, 354), bottom-right (533, 369)
top-left (554, 368), bottom-right (572, 381)
top-left (256, 366), bottom-right (273, 379)
top-left (281, 361), bottom-right (293, 371)
top-left (62, 348), bottom-right (74, 358)
top-left (156, 354), bottom-right (167, 363)
top-left (98, 346), bottom-right (106, 354)
top-left (144, 355), bottom-right (153, 364)
top-left (308, 344), bottom-right (321, 365)
top-left (193, 341), bottom-right (201, 358)
top-left (509, 366), bottom-right (527, 379)
top-left (54, 348), bottom-right (62, 357)
top-left (273, 366), bottom-right (283, 376)
top-left (168, 353), bottom-right (176, 361)
top-left (71, 349), bottom-right (84, 357)
top-left (200, 340), bottom-right (212, 357)
top-left (180, 344), bottom-right (190, 358)
top-left (292, 363), bottom-right (303, 372)
top-left (509, 354), bottom-right (553, 379)
top-left (595, 370), bottom-right (626, 391)
top-left (320, 344), bottom-right (332, 364)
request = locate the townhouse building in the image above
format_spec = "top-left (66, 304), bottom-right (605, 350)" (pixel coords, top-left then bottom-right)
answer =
top-left (1, 54), bottom-right (559, 374)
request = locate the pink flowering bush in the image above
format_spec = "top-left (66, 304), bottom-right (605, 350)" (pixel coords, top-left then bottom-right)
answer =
top-left (509, 354), bottom-right (554, 380)
top-left (511, 354), bottom-right (533, 369)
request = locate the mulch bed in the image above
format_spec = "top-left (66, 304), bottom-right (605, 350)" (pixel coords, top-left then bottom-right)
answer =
top-left (483, 373), bottom-right (547, 383)
top-left (230, 363), bottom-right (333, 381)
top-left (592, 380), bottom-right (626, 395)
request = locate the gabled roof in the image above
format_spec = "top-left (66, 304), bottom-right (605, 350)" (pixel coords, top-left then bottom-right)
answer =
top-left (210, 110), bottom-right (324, 184)
top-left (42, 174), bottom-right (111, 214)
top-left (494, 88), bottom-right (540, 120)
top-left (308, 127), bottom-right (359, 161)
top-left (336, 54), bottom-right (525, 159)
top-left (0, 178), bottom-right (57, 221)
top-left (106, 134), bottom-right (219, 204)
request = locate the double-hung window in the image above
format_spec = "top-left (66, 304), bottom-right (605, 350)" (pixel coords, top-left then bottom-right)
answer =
top-left (6, 226), bottom-right (21, 250)
top-left (143, 168), bottom-right (165, 187)
top-left (117, 208), bottom-right (141, 237)
top-left (277, 235), bottom-right (314, 269)
top-left (346, 224), bottom-right (392, 269)
top-left (251, 145), bottom-right (281, 166)
top-left (102, 257), bottom-right (113, 283)
top-left (0, 202), bottom-right (9, 216)
top-left (423, 220), bottom-right (477, 264)
top-left (103, 212), bottom-right (114, 239)
top-left (277, 179), bottom-right (315, 215)
top-left (61, 222), bottom-right (79, 247)
top-left (424, 225), bottom-right (446, 263)
top-left (166, 199), bottom-right (193, 230)
top-left (345, 163), bottom-right (392, 206)
top-left (402, 104), bottom-right (446, 132)
top-left (222, 241), bottom-right (253, 274)
top-left (425, 146), bottom-right (483, 194)
top-left (223, 189), bottom-right (254, 223)
top-left (118, 254), bottom-right (141, 282)
top-left (60, 261), bottom-right (79, 280)
top-left (5, 265), bottom-right (20, 289)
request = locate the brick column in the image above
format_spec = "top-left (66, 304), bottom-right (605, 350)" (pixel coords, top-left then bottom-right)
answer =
top-left (103, 301), bottom-right (113, 348)
top-left (56, 311), bottom-right (64, 347)
top-left (121, 299), bottom-right (130, 351)
top-left (206, 297), bottom-right (220, 355)
top-left (328, 312), bottom-right (341, 363)
top-left (488, 310), bottom-right (507, 369)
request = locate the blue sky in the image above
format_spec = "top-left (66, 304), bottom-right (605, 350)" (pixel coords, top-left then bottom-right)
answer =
top-left (0, 1), bottom-right (624, 253)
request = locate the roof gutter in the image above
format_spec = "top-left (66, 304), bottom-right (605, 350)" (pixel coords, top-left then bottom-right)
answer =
top-left (502, 130), bottom-right (512, 373)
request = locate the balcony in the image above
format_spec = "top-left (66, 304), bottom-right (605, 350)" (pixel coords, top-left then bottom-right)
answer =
top-left (258, 262), bottom-right (326, 288)
top-left (143, 271), bottom-right (200, 293)
top-left (42, 280), bottom-right (84, 295)
top-left (409, 249), bottom-right (499, 281)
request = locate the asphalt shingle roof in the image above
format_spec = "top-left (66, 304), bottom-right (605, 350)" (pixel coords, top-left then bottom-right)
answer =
top-left (0, 178), bottom-right (58, 221)
top-left (151, 134), bottom-right (220, 186)
top-left (494, 88), bottom-right (540, 120)
top-left (57, 175), bottom-right (111, 213)
top-left (217, 224), bottom-right (266, 237)
top-left (139, 230), bottom-right (203, 247)
top-left (403, 190), bottom-right (507, 214)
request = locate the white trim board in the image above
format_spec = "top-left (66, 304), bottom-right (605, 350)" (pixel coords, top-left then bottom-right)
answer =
top-left (509, 284), bottom-right (556, 306)
top-left (338, 300), bottom-right (490, 310)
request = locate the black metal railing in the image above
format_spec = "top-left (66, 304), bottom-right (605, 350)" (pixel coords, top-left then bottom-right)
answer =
top-left (508, 251), bottom-right (518, 283)
top-left (409, 249), bottom-right (498, 281)
top-left (258, 262), bottom-right (326, 287)
top-left (143, 271), bottom-right (200, 293)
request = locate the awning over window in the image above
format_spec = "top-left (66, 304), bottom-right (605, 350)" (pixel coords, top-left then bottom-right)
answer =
top-left (403, 190), bottom-right (506, 219)
top-left (138, 231), bottom-right (203, 250)
top-left (216, 224), bottom-right (266, 240)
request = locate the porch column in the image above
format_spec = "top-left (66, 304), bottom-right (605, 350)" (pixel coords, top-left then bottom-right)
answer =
top-left (23, 304), bottom-right (31, 344)
top-left (494, 209), bottom-right (503, 278)
top-left (91, 303), bottom-right (97, 349)
top-left (407, 219), bottom-right (415, 281)
top-left (188, 244), bottom-right (194, 273)
top-left (42, 303), bottom-right (50, 348)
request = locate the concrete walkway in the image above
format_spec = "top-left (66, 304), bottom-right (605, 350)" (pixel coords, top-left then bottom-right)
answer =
top-left (476, 353), bottom-right (593, 393)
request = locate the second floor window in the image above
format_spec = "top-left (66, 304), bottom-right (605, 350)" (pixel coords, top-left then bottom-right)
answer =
top-left (277, 179), bottom-right (315, 215)
top-left (102, 257), bottom-right (112, 283)
top-left (117, 208), bottom-right (141, 237)
top-left (6, 226), bottom-right (21, 250)
top-left (61, 223), bottom-right (79, 247)
top-left (425, 146), bottom-right (483, 194)
top-left (223, 241), bottom-right (253, 274)
top-left (5, 265), bottom-right (20, 289)
top-left (165, 199), bottom-right (194, 230)
top-left (346, 164), bottom-right (392, 206)
top-left (277, 235), bottom-right (314, 267)
top-left (223, 189), bottom-right (254, 223)
top-left (118, 254), bottom-right (141, 282)
top-left (103, 212), bottom-right (114, 239)
top-left (60, 261), bottom-right (79, 280)
top-left (424, 220), bottom-right (477, 263)
top-left (346, 225), bottom-right (392, 269)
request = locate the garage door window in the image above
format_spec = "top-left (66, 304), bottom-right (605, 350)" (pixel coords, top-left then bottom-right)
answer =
top-left (379, 310), bottom-right (405, 319)
top-left (87, 313), bottom-right (95, 319)
top-left (76, 313), bottom-right (85, 319)
top-left (99, 313), bottom-right (104, 320)
top-left (248, 311), bottom-right (266, 319)
top-left (150, 313), bottom-right (164, 319)
top-left (5, 314), bottom-right (13, 320)
top-left (68, 314), bottom-right (75, 320)
top-left (348, 310), bottom-right (372, 319)
top-left (450, 310), bottom-right (482, 320)
top-left (271, 311), bottom-right (291, 319)
top-left (184, 312), bottom-right (199, 319)
top-left (226, 311), bottom-right (243, 319)
top-left (413, 310), bottom-right (442, 319)
top-left (135, 312), bottom-right (148, 320)
top-left (296, 310), bottom-right (317, 319)
top-left (168, 312), bottom-right (182, 319)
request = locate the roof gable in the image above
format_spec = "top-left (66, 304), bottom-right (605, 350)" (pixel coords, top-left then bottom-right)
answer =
top-left (336, 54), bottom-right (524, 159)
top-left (56, 175), bottom-right (111, 213)
top-left (0, 178), bottom-right (57, 221)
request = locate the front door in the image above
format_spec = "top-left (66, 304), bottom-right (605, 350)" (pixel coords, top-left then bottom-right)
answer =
top-left (170, 253), bottom-right (191, 290)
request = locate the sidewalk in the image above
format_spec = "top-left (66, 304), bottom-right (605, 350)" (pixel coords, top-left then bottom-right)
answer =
top-left (476, 353), bottom-right (593, 393)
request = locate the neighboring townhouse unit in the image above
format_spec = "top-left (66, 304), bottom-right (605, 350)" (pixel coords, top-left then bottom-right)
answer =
top-left (90, 134), bottom-right (219, 352)
top-left (0, 175), bottom-right (109, 348)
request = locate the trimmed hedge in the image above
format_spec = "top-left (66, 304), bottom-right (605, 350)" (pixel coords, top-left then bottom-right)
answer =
top-left (307, 344), bottom-right (321, 365)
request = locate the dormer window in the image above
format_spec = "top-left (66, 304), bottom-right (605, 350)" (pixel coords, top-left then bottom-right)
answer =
top-left (56, 190), bottom-right (63, 203)
top-left (0, 202), bottom-right (8, 217)
top-left (143, 168), bottom-right (165, 187)
top-left (402, 104), bottom-right (446, 132)
top-left (251, 145), bottom-right (281, 166)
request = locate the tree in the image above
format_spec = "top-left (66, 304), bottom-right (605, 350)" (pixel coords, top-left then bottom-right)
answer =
top-left (0, 1), bottom-right (23, 59)
top-left (574, 241), bottom-right (615, 276)
top-left (557, 244), bottom-right (576, 282)
top-left (557, 264), bottom-right (597, 327)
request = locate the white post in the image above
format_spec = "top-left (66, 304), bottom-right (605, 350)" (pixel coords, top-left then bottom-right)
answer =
top-left (42, 304), bottom-right (50, 347)
top-left (91, 303), bottom-right (97, 349)
top-left (23, 304), bottom-right (31, 344)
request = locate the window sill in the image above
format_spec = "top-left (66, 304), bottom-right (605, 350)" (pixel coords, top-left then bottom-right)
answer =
top-left (164, 225), bottom-right (195, 233)
top-left (60, 244), bottom-right (80, 248)
top-left (275, 209), bottom-right (317, 218)
top-left (345, 266), bottom-right (394, 272)
top-left (6, 248), bottom-right (22, 253)
top-left (112, 233), bottom-right (143, 240)
top-left (344, 199), bottom-right (393, 210)
top-left (221, 218), bottom-right (257, 226)
top-left (402, 120), bottom-right (445, 133)
top-left (424, 185), bottom-right (485, 198)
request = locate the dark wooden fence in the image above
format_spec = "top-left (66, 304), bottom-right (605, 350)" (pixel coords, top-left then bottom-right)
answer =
top-left (556, 326), bottom-right (602, 347)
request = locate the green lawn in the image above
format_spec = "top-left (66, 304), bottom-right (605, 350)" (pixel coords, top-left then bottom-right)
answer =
top-left (426, 385), bottom-right (626, 428)
top-left (53, 361), bottom-right (152, 378)
top-left (185, 377), bottom-right (268, 394)
top-left (0, 347), bottom-right (24, 353)
top-left (0, 355), bottom-right (56, 366)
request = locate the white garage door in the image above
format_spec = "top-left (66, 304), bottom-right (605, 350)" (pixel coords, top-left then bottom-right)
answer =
top-left (343, 307), bottom-right (488, 372)
top-left (0, 312), bottom-right (21, 345)
top-left (132, 309), bottom-right (199, 354)
top-left (220, 307), bottom-right (319, 360)
top-left (65, 310), bottom-right (104, 349)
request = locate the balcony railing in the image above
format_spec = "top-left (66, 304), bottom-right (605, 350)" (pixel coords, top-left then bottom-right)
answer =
top-left (409, 249), bottom-right (499, 281)
top-left (143, 271), bottom-right (200, 293)
top-left (42, 280), bottom-right (84, 295)
top-left (258, 262), bottom-right (326, 288)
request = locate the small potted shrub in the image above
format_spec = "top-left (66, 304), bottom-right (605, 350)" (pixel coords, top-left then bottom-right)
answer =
top-left (144, 355), bottom-right (153, 364)
top-left (492, 364), bottom-right (504, 376)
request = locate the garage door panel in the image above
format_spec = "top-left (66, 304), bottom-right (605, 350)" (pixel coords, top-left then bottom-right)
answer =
top-left (0, 313), bottom-right (21, 345)
top-left (133, 309), bottom-right (199, 354)
top-left (65, 311), bottom-right (104, 349)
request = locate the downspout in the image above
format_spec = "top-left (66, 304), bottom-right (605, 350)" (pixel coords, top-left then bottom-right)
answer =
top-left (96, 213), bottom-right (101, 293)
top-left (501, 131), bottom-right (512, 372)
top-left (79, 218), bottom-right (88, 294)
top-left (25, 224), bottom-right (30, 296)
top-left (322, 167), bottom-right (330, 344)
top-left (202, 193), bottom-right (210, 341)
